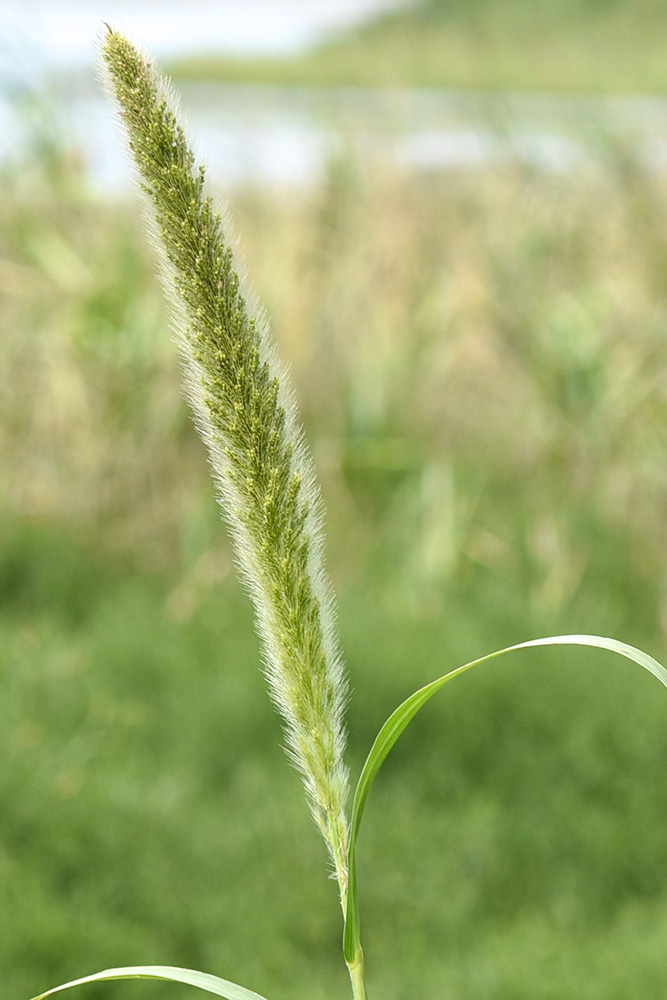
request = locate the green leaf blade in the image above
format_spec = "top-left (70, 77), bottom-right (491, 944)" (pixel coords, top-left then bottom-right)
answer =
top-left (29, 965), bottom-right (272, 1000)
top-left (343, 633), bottom-right (667, 962)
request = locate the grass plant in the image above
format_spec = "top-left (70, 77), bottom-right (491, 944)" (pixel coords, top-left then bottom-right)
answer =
top-left (12, 28), bottom-right (667, 1000)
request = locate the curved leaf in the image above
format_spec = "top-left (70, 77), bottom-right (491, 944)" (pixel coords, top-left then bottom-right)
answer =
top-left (343, 634), bottom-right (667, 963)
top-left (29, 965), bottom-right (271, 1000)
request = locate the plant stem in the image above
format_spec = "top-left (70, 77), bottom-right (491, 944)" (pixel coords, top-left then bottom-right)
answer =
top-left (347, 949), bottom-right (367, 1000)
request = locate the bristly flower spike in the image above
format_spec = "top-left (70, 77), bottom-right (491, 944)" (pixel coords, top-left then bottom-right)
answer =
top-left (101, 29), bottom-right (350, 902)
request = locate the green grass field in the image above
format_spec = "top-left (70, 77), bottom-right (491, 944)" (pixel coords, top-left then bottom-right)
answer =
top-left (170, 0), bottom-right (667, 94)
top-left (4, 36), bottom-right (667, 998)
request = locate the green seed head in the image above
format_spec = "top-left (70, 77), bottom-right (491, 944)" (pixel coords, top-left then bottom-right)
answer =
top-left (102, 27), bottom-right (350, 896)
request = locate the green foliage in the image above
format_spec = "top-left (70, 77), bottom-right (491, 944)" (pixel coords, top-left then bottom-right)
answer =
top-left (5, 539), bottom-right (667, 999)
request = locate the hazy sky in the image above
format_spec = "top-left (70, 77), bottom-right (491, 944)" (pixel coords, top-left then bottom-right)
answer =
top-left (3, 0), bottom-right (416, 74)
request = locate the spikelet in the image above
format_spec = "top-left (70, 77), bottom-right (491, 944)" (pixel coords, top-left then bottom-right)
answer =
top-left (102, 29), bottom-right (349, 897)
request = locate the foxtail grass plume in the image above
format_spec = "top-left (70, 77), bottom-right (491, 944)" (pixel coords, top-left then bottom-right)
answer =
top-left (102, 29), bottom-right (349, 898)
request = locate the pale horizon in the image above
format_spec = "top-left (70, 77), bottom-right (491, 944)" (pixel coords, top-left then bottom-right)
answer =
top-left (3, 0), bottom-right (417, 77)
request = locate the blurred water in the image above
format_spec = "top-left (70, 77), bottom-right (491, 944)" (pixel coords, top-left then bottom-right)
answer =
top-left (7, 74), bottom-right (667, 194)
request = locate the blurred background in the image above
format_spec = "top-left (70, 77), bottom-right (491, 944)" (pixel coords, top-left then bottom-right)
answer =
top-left (3, 2), bottom-right (667, 998)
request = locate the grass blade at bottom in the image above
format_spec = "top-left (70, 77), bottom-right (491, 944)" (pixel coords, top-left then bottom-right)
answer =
top-left (29, 965), bottom-right (271, 1000)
